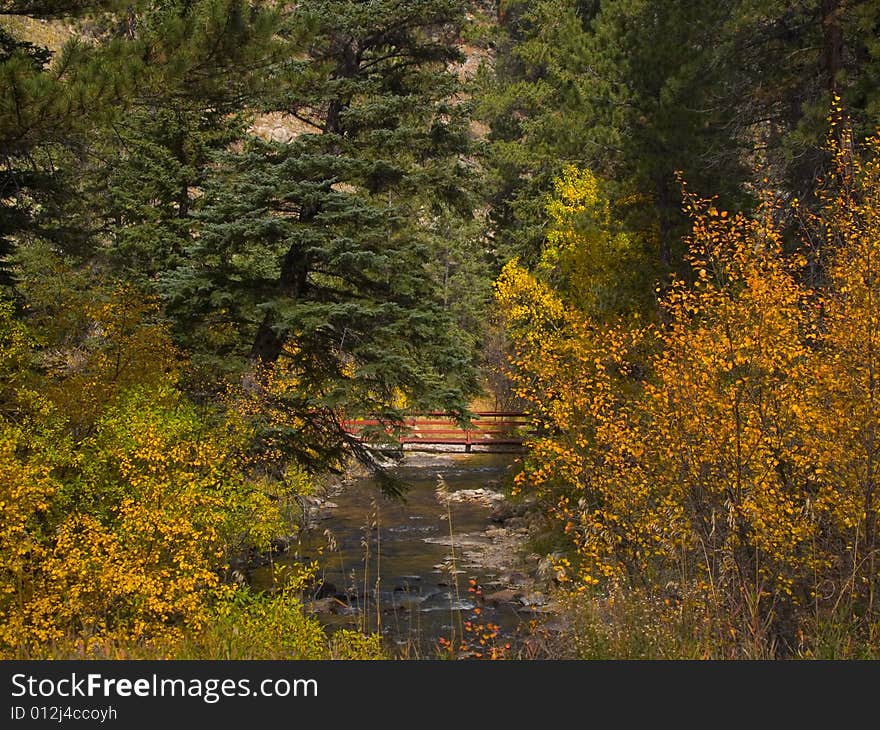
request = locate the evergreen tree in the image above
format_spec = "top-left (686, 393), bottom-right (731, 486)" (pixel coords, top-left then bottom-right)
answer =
top-left (89, 0), bottom-right (282, 281)
top-left (0, 2), bottom-right (123, 15)
top-left (162, 0), bottom-right (484, 469)
top-left (715, 0), bottom-right (880, 204)
top-left (0, 3), bottom-right (139, 282)
top-left (481, 0), bottom-right (880, 274)
top-left (476, 0), bottom-right (600, 264)
top-left (579, 0), bottom-right (751, 267)
top-left (479, 0), bottom-right (749, 270)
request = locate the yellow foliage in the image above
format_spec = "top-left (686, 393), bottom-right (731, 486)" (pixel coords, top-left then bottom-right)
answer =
top-left (0, 283), bottom-right (321, 658)
top-left (42, 285), bottom-right (179, 432)
top-left (328, 630), bottom-right (386, 660)
top-left (538, 165), bottom-right (647, 317)
top-left (496, 134), bottom-right (880, 655)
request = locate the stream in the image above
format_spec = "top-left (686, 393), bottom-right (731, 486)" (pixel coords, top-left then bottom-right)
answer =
top-left (251, 451), bottom-right (556, 658)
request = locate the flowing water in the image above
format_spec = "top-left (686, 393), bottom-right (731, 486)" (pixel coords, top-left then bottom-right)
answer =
top-left (252, 451), bottom-right (546, 657)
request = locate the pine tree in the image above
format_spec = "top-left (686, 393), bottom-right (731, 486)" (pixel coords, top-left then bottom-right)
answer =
top-left (481, 0), bottom-right (880, 275)
top-left (0, 2), bottom-right (145, 282)
top-left (161, 0), bottom-right (484, 468)
top-left (715, 0), bottom-right (880, 204)
top-left (476, 0), bottom-right (600, 264)
top-left (88, 0), bottom-right (282, 281)
top-left (479, 0), bottom-right (751, 270)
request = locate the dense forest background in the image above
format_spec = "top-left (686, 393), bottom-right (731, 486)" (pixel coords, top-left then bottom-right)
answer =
top-left (2, 0), bottom-right (880, 659)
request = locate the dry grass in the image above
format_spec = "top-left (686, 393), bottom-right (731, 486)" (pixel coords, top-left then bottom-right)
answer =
top-left (1, 16), bottom-right (75, 55)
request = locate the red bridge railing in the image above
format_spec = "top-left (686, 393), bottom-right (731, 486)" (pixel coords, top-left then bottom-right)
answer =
top-left (343, 412), bottom-right (529, 452)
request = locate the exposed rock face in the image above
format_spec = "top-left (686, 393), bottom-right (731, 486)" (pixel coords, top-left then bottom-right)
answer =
top-left (250, 111), bottom-right (319, 143)
top-left (451, 42), bottom-right (492, 82)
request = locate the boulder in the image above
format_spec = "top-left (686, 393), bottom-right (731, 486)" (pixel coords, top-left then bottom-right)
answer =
top-left (484, 588), bottom-right (522, 606)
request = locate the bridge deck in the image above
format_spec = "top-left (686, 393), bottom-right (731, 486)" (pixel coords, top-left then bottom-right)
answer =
top-left (343, 412), bottom-right (529, 452)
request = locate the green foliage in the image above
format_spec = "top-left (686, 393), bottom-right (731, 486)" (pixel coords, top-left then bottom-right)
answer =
top-left (480, 0), bottom-right (880, 275)
top-left (97, 104), bottom-right (243, 280)
top-left (328, 629), bottom-right (386, 660)
top-left (161, 0), bottom-right (485, 469)
top-left (0, 297), bottom-right (33, 406)
top-left (176, 588), bottom-right (329, 660)
top-left (0, 5), bottom-right (144, 279)
top-left (482, 0), bottom-right (754, 268)
top-left (475, 0), bottom-right (600, 262)
top-left (84, 1), bottom-right (283, 280)
top-left (719, 0), bottom-right (880, 199)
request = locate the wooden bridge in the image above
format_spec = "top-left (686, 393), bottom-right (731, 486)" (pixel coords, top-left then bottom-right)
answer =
top-left (343, 412), bottom-right (529, 452)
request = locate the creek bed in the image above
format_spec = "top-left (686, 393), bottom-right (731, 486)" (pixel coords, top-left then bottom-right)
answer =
top-left (252, 452), bottom-right (551, 657)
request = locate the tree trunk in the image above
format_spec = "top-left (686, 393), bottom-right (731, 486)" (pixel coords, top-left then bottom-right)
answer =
top-left (822, 0), bottom-right (853, 168)
top-left (249, 243), bottom-right (309, 365)
top-left (821, 0), bottom-right (843, 95)
top-left (250, 37), bottom-right (358, 365)
top-left (657, 177), bottom-right (675, 268)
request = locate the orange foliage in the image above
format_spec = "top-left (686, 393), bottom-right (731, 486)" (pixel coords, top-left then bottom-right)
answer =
top-left (496, 132), bottom-right (880, 656)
